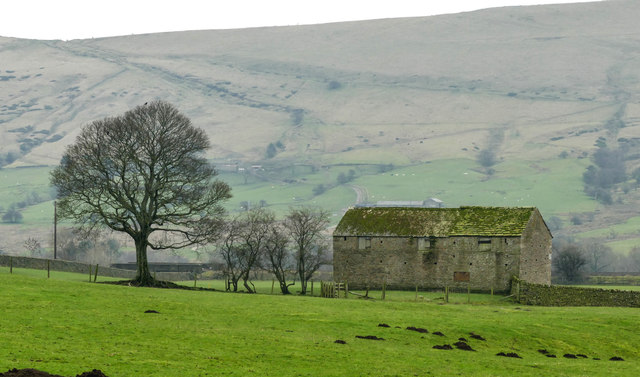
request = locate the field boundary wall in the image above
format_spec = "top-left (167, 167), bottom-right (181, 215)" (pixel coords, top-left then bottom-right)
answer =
top-left (512, 277), bottom-right (640, 307)
top-left (0, 255), bottom-right (192, 281)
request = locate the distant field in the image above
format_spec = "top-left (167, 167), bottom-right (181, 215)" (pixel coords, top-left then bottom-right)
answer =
top-left (355, 158), bottom-right (594, 215)
top-left (3, 156), bottom-right (640, 256)
top-left (1, 269), bottom-right (639, 377)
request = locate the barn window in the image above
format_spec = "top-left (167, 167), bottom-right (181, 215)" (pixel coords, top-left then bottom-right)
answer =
top-left (418, 238), bottom-right (431, 251)
top-left (358, 237), bottom-right (371, 250)
top-left (478, 238), bottom-right (492, 251)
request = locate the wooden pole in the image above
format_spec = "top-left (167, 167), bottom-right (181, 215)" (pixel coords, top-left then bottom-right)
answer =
top-left (445, 286), bottom-right (449, 303)
top-left (415, 285), bottom-right (418, 301)
top-left (47, 260), bottom-right (50, 279)
top-left (53, 201), bottom-right (57, 260)
top-left (89, 265), bottom-right (93, 282)
top-left (94, 264), bottom-right (99, 282)
top-left (271, 279), bottom-right (275, 294)
top-left (193, 272), bottom-right (197, 287)
top-left (311, 281), bottom-right (314, 296)
top-left (381, 280), bottom-right (386, 300)
top-left (9, 256), bottom-right (12, 274)
top-left (467, 283), bottom-right (471, 304)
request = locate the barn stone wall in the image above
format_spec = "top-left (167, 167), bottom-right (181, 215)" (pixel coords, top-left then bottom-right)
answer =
top-left (333, 235), bottom-right (524, 292)
top-left (518, 210), bottom-right (552, 285)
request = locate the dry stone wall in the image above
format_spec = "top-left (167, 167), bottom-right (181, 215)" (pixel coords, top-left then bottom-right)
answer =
top-left (512, 278), bottom-right (640, 307)
top-left (0, 255), bottom-right (192, 281)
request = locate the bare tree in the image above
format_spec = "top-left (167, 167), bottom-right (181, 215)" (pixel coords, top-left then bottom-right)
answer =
top-left (263, 222), bottom-right (295, 294)
top-left (628, 247), bottom-right (640, 272)
top-left (237, 209), bottom-right (275, 293)
top-left (218, 209), bottom-right (274, 293)
top-left (583, 242), bottom-right (615, 273)
top-left (553, 245), bottom-right (587, 283)
top-left (23, 237), bottom-right (43, 257)
top-left (218, 218), bottom-right (245, 292)
top-left (50, 101), bottom-right (231, 286)
top-left (284, 207), bottom-right (329, 294)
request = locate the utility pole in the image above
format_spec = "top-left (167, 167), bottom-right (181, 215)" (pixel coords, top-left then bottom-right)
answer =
top-left (53, 200), bottom-right (57, 260)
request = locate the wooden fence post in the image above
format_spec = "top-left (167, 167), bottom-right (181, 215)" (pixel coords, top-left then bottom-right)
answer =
top-left (467, 283), bottom-right (471, 304)
top-left (445, 286), bottom-right (449, 303)
top-left (94, 264), bottom-right (99, 282)
top-left (89, 265), bottom-right (93, 282)
top-left (415, 285), bottom-right (418, 301)
top-left (382, 280), bottom-right (386, 300)
top-left (311, 281), bottom-right (314, 296)
top-left (271, 279), bottom-right (275, 294)
top-left (10, 256), bottom-right (13, 274)
top-left (345, 281), bottom-right (349, 298)
top-left (47, 260), bottom-right (50, 279)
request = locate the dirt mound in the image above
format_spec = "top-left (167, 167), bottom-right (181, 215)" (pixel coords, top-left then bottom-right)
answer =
top-left (432, 331), bottom-right (445, 336)
top-left (563, 354), bottom-right (578, 359)
top-left (406, 326), bottom-right (428, 334)
top-left (433, 344), bottom-right (453, 350)
top-left (355, 335), bottom-right (384, 341)
top-left (0, 369), bottom-right (108, 377)
top-left (0, 369), bottom-right (63, 377)
top-left (610, 356), bottom-right (624, 361)
top-left (454, 341), bottom-right (475, 351)
top-left (75, 371), bottom-right (108, 377)
top-left (377, 323), bottom-right (390, 328)
top-left (334, 339), bottom-right (347, 344)
top-left (497, 352), bottom-right (522, 358)
top-left (470, 332), bottom-right (486, 341)
top-left (144, 310), bottom-right (160, 314)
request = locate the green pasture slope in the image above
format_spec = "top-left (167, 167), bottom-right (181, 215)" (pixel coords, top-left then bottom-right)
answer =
top-left (1, 269), bottom-right (638, 377)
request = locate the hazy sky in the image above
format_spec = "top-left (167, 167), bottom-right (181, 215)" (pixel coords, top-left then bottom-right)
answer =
top-left (1, 0), bottom-right (601, 41)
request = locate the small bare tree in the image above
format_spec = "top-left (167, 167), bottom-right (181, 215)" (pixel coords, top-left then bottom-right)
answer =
top-left (24, 237), bottom-right (43, 257)
top-left (284, 207), bottom-right (329, 294)
top-left (218, 209), bottom-right (275, 293)
top-left (584, 242), bottom-right (615, 273)
top-left (237, 209), bottom-right (275, 293)
top-left (263, 222), bottom-right (295, 294)
top-left (218, 218), bottom-right (245, 292)
top-left (553, 245), bottom-right (587, 283)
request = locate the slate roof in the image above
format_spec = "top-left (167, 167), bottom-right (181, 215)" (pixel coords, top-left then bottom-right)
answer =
top-left (333, 206), bottom-right (538, 237)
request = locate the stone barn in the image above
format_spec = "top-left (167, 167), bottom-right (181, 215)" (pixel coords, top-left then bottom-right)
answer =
top-left (332, 206), bottom-right (552, 292)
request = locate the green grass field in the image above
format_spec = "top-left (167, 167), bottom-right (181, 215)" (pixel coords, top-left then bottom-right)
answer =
top-left (1, 268), bottom-right (639, 377)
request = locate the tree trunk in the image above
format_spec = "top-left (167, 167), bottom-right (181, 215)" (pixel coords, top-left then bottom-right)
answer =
top-left (298, 257), bottom-right (307, 294)
top-left (279, 281), bottom-right (291, 295)
top-left (242, 272), bottom-right (255, 293)
top-left (134, 237), bottom-right (154, 286)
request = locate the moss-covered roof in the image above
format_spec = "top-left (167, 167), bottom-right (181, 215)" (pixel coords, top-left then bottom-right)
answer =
top-left (333, 206), bottom-right (537, 237)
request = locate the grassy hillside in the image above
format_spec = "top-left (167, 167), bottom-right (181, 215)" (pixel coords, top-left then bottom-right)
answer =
top-left (2, 0), bottom-right (640, 166)
top-left (1, 270), bottom-right (639, 376)
top-left (3, 1), bottom-right (640, 259)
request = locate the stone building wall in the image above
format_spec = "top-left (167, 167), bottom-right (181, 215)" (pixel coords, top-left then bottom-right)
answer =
top-left (333, 235), bottom-right (524, 292)
top-left (518, 209), bottom-right (552, 285)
